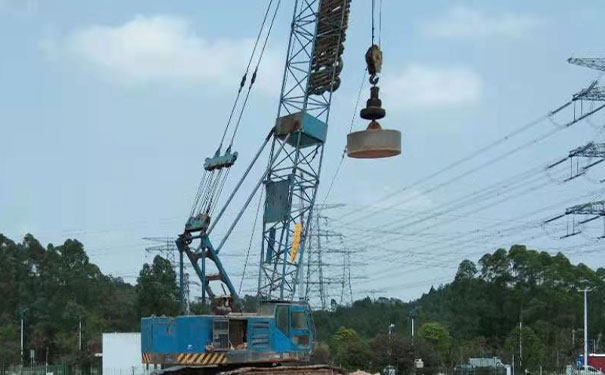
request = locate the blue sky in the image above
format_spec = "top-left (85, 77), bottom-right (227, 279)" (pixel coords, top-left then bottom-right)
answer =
top-left (1, 0), bottom-right (605, 304)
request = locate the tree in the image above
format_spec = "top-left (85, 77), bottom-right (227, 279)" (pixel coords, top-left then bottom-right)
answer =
top-left (136, 255), bottom-right (179, 317)
top-left (418, 322), bottom-right (451, 363)
top-left (455, 260), bottom-right (478, 281)
top-left (329, 327), bottom-right (371, 370)
top-left (504, 325), bottom-right (545, 370)
top-left (371, 333), bottom-right (414, 372)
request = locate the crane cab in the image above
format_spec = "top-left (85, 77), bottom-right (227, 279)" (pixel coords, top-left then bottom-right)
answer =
top-left (141, 302), bottom-right (314, 368)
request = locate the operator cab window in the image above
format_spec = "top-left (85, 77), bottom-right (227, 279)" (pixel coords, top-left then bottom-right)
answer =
top-left (291, 311), bottom-right (307, 330)
top-left (275, 305), bottom-right (290, 336)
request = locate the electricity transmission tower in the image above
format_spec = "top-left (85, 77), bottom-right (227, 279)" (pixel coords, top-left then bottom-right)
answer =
top-left (549, 59), bottom-right (605, 122)
top-left (303, 206), bottom-right (355, 310)
top-left (543, 58), bottom-right (605, 239)
top-left (547, 142), bottom-right (605, 181)
top-left (545, 201), bottom-right (605, 239)
top-left (144, 236), bottom-right (178, 264)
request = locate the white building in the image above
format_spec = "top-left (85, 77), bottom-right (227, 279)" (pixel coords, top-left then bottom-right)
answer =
top-left (102, 333), bottom-right (147, 375)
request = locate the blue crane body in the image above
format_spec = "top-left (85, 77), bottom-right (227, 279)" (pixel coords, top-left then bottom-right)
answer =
top-left (141, 302), bottom-right (314, 367)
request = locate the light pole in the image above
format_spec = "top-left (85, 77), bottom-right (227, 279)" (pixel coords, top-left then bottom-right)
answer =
top-left (20, 312), bottom-right (24, 368)
top-left (409, 307), bottom-right (418, 338)
top-left (582, 288), bottom-right (591, 371)
top-left (19, 308), bottom-right (28, 373)
top-left (388, 323), bottom-right (395, 375)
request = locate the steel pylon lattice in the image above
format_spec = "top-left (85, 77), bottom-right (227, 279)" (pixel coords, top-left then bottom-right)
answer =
top-left (547, 142), bottom-right (605, 181)
top-left (568, 59), bottom-right (605, 104)
top-left (257, 0), bottom-right (351, 301)
top-left (303, 208), bottom-right (353, 310)
top-left (573, 80), bottom-right (605, 102)
top-left (545, 200), bottom-right (605, 239)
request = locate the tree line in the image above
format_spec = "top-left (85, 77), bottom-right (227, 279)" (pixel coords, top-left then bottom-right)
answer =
top-left (314, 245), bottom-right (605, 372)
top-left (1, 234), bottom-right (603, 373)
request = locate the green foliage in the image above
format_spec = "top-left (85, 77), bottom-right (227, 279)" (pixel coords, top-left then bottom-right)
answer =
top-left (313, 245), bottom-right (605, 372)
top-left (418, 322), bottom-right (451, 361)
top-left (0, 234), bottom-right (139, 364)
top-left (3, 232), bottom-right (605, 374)
top-left (370, 333), bottom-right (414, 370)
top-left (504, 325), bottom-right (545, 369)
top-left (329, 327), bottom-right (371, 370)
top-left (136, 255), bottom-right (179, 317)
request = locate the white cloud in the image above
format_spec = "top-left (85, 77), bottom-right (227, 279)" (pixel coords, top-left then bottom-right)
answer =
top-left (381, 65), bottom-right (482, 109)
top-left (42, 15), bottom-right (281, 93)
top-left (422, 7), bottom-right (546, 39)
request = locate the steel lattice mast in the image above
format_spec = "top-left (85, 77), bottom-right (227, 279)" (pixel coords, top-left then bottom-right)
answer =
top-left (257, 0), bottom-right (351, 301)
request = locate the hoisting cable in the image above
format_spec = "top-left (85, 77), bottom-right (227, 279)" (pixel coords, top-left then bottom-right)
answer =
top-left (208, 128), bottom-right (275, 235)
top-left (227, 0), bottom-right (282, 148)
top-left (190, 171), bottom-right (209, 217)
top-left (321, 68), bottom-right (367, 206)
top-left (210, 169), bottom-right (231, 215)
top-left (188, 0), bottom-right (279, 221)
top-left (371, 0), bottom-right (376, 45)
top-left (239, 189), bottom-right (263, 295)
top-left (217, 0), bottom-right (276, 152)
top-left (378, 0), bottom-right (383, 47)
top-left (200, 0), bottom-right (280, 222)
top-left (205, 169), bottom-right (224, 213)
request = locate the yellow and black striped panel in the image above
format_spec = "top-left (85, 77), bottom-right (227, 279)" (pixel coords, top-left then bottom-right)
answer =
top-left (141, 353), bottom-right (151, 364)
top-left (176, 352), bottom-right (228, 365)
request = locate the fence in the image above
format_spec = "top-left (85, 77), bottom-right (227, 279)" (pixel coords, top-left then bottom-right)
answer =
top-left (454, 366), bottom-right (573, 375)
top-left (0, 365), bottom-right (101, 375)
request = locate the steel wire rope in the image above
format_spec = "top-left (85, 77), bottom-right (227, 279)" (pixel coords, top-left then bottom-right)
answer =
top-left (371, 0), bottom-right (376, 45)
top-left (378, 0), bottom-right (383, 47)
top-left (375, 234), bottom-right (602, 287)
top-left (338, 104), bottom-right (605, 244)
top-left (239, 189), bottom-right (264, 295)
top-left (338, 99), bottom-right (590, 225)
top-left (352, 119), bottom-right (568, 225)
top-left (195, 170), bottom-right (216, 215)
top-left (360, 185), bottom-right (598, 271)
top-left (210, 169), bottom-right (231, 216)
top-left (200, 170), bottom-right (218, 212)
top-left (190, 171), bottom-right (209, 216)
top-left (198, 0), bottom-right (281, 226)
top-left (334, 157), bottom-right (561, 248)
top-left (367, 239), bottom-right (605, 295)
top-left (366, 227), bottom-right (554, 285)
top-left (360, 176), bottom-right (567, 267)
top-left (340, 202), bottom-right (546, 227)
top-left (364, 169), bottom-right (574, 264)
top-left (205, 169), bottom-right (224, 213)
top-left (217, 0), bottom-right (276, 151)
top-left (188, 1), bottom-right (277, 222)
top-left (377, 169), bottom-right (566, 245)
top-left (364, 187), bottom-right (605, 281)
top-left (337, 193), bottom-right (559, 254)
top-left (320, 69), bottom-right (367, 207)
top-left (228, 0), bottom-right (282, 148)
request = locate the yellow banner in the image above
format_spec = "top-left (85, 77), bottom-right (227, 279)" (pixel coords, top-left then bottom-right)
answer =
top-left (290, 223), bottom-right (303, 261)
